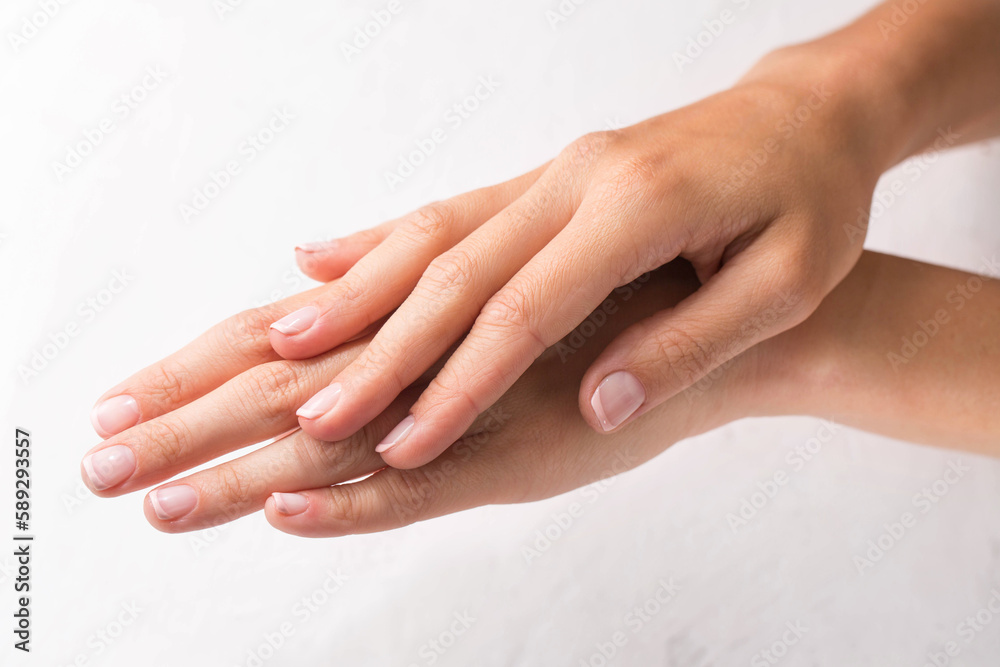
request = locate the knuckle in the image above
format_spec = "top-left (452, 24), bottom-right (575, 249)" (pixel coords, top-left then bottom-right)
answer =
top-left (426, 369), bottom-right (487, 418)
top-left (418, 250), bottom-right (476, 299)
top-left (385, 471), bottom-right (436, 526)
top-left (603, 155), bottom-right (658, 199)
top-left (297, 438), bottom-right (368, 478)
top-left (146, 360), bottom-right (190, 406)
top-left (333, 274), bottom-right (366, 311)
top-left (141, 417), bottom-right (193, 465)
top-left (213, 465), bottom-right (256, 508)
top-left (561, 131), bottom-right (615, 166)
top-left (355, 339), bottom-right (409, 386)
top-left (478, 286), bottom-right (545, 348)
top-left (402, 202), bottom-right (456, 242)
top-left (649, 326), bottom-right (716, 389)
top-left (223, 308), bottom-right (276, 363)
top-left (328, 486), bottom-right (361, 526)
top-left (236, 361), bottom-right (301, 417)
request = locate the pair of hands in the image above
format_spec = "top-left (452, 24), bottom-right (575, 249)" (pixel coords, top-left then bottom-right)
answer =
top-left (254, 50), bottom-right (878, 470)
top-left (81, 44), bottom-right (897, 533)
top-left (81, 256), bottom-right (782, 535)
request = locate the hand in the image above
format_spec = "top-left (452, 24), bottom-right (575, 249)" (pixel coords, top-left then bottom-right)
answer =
top-left (271, 49), bottom-right (883, 469)
top-left (81, 249), bottom-right (1000, 534)
top-left (80, 262), bottom-right (758, 534)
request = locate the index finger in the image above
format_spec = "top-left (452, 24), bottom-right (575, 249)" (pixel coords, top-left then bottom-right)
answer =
top-left (89, 283), bottom-right (331, 438)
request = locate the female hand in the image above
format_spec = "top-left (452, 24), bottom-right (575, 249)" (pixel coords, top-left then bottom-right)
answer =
top-left (271, 0), bottom-right (1000, 471)
top-left (82, 247), bottom-right (1000, 534)
top-left (81, 261), bottom-right (756, 534)
top-left (271, 46), bottom-right (886, 471)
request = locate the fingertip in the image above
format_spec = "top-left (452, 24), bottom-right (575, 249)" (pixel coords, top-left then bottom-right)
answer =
top-left (271, 492), bottom-right (310, 516)
top-left (587, 370), bottom-right (646, 433)
top-left (295, 242), bottom-right (346, 282)
top-left (90, 394), bottom-right (141, 438)
top-left (267, 306), bottom-right (323, 359)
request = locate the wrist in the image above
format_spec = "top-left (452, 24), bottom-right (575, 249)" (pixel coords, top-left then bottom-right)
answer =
top-left (737, 39), bottom-right (916, 180)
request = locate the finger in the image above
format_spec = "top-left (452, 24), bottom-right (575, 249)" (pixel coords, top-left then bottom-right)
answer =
top-left (268, 163), bottom-right (551, 361)
top-left (81, 337), bottom-right (369, 497)
top-left (293, 166), bottom-right (578, 444)
top-left (141, 389), bottom-right (417, 532)
top-left (370, 188), bottom-right (655, 469)
top-left (294, 220), bottom-right (398, 282)
top-left (89, 283), bottom-right (332, 439)
top-left (262, 432), bottom-right (506, 538)
top-left (580, 223), bottom-right (825, 432)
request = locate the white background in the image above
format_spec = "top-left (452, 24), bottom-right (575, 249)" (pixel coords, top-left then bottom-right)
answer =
top-left (3, 0), bottom-right (1000, 665)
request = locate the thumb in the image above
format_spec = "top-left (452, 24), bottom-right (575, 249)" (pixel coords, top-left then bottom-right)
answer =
top-left (580, 241), bottom-right (821, 433)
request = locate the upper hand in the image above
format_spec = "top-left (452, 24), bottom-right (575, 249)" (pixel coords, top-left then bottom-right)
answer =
top-left (272, 55), bottom-right (881, 469)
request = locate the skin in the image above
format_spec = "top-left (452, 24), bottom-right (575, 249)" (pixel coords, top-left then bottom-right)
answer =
top-left (80, 251), bottom-right (1000, 536)
top-left (264, 0), bottom-right (1000, 471)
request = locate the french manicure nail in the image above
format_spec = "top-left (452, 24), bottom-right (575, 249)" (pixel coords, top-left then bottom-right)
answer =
top-left (272, 492), bottom-right (309, 516)
top-left (82, 445), bottom-right (136, 490)
top-left (90, 395), bottom-right (140, 437)
top-left (590, 371), bottom-right (646, 432)
top-left (296, 383), bottom-right (342, 419)
top-left (295, 240), bottom-right (338, 253)
top-left (149, 485), bottom-right (198, 521)
top-left (376, 415), bottom-right (415, 453)
top-left (270, 305), bottom-right (319, 335)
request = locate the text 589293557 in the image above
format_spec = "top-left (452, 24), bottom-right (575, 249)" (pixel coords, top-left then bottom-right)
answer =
top-left (13, 428), bottom-right (32, 653)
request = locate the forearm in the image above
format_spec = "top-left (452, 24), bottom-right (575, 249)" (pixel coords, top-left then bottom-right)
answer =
top-left (764, 252), bottom-right (1000, 454)
top-left (744, 0), bottom-right (1000, 171)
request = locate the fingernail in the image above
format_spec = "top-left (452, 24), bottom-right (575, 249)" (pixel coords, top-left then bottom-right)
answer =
top-left (90, 395), bottom-right (140, 437)
top-left (149, 485), bottom-right (198, 521)
top-left (376, 415), bottom-right (415, 453)
top-left (272, 492), bottom-right (309, 516)
top-left (82, 445), bottom-right (136, 490)
top-left (296, 383), bottom-right (342, 419)
top-left (590, 371), bottom-right (646, 432)
top-left (295, 240), bottom-right (338, 254)
top-left (270, 305), bottom-right (319, 335)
